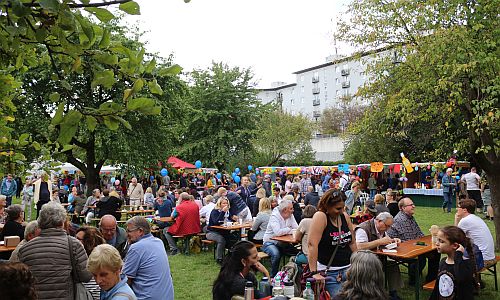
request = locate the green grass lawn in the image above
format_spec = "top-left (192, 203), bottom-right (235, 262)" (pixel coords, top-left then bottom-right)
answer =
top-left (13, 198), bottom-right (499, 299)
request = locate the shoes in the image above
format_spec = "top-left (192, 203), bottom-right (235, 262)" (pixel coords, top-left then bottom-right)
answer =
top-left (169, 249), bottom-right (179, 256)
top-left (216, 259), bottom-right (223, 265)
top-left (389, 290), bottom-right (402, 300)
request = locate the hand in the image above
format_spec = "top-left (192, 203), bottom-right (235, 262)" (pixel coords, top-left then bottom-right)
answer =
top-left (456, 244), bottom-right (465, 253)
top-left (232, 215), bottom-right (238, 221)
top-left (378, 236), bottom-right (394, 246)
top-left (221, 206), bottom-right (228, 212)
top-left (393, 238), bottom-right (402, 244)
top-left (253, 262), bottom-right (269, 277)
top-left (236, 190), bottom-right (241, 194)
top-left (312, 273), bottom-right (325, 290)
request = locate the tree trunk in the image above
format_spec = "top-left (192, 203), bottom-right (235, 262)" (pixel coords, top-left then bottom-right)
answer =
top-left (486, 172), bottom-right (500, 251)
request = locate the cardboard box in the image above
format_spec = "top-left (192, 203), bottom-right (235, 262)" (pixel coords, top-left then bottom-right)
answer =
top-left (4, 236), bottom-right (20, 247)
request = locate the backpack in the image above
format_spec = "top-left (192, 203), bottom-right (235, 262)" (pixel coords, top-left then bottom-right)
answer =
top-left (189, 236), bottom-right (202, 254)
top-left (274, 257), bottom-right (301, 296)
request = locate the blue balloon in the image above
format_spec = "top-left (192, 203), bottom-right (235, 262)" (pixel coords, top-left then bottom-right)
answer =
top-left (160, 168), bottom-right (168, 177)
top-left (232, 172), bottom-right (237, 179)
top-left (110, 177), bottom-right (115, 183)
top-left (256, 170), bottom-right (260, 174)
top-left (456, 175), bottom-right (460, 180)
top-left (216, 173), bottom-right (222, 179)
top-left (195, 160), bottom-right (202, 168)
top-left (235, 167), bottom-right (240, 173)
top-left (150, 175), bottom-right (154, 181)
top-left (234, 176), bottom-right (241, 183)
top-left (248, 165), bottom-right (253, 171)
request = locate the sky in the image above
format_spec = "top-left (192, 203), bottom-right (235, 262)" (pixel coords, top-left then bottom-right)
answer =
top-left (123, 0), bottom-right (352, 88)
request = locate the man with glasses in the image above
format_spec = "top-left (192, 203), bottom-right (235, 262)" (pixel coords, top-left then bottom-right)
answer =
top-left (387, 197), bottom-right (439, 286)
top-left (123, 216), bottom-right (174, 300)
top-left (356, 212), bottom-right (403, 300)
top-left (99, 215), bottom-right (128, 258)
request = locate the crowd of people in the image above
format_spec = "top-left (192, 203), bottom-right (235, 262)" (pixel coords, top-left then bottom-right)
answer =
top-left (0, 166), bottom-right (496, 300)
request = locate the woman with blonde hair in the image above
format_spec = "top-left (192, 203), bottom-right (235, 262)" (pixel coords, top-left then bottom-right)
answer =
top-left (344, 181), bottom-right (361, 215)
top-left (143, 187), bottom-right (155, 209)
top-left (87, 244), bottom-right (136, 300)
top-left (373, 193), bottom-right (389, 215)
top-left (207, 197), bottom-right (238, 264)
top-left (252, 186), bottom-right (267, 217)
top-left (250, 197), bottom-right (272, 244)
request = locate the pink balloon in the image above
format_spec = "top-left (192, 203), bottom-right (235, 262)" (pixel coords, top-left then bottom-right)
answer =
top-left (115, 180), bottom-right (120, 185)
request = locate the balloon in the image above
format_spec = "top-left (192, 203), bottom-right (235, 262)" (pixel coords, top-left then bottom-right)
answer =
top-left (160, 168), bottom-right (168, 176)
top-left (431, 166), bottom-right (436, 171)
top-left (111, 177), bottom-right (115, 183)
top-left (216, 173), bottom-right (222, 179)
top-left (195, 160), bottom-right (202, 168)
top-left (427, 165), bottom-right (431, 169)
top-left (235, 167), bottom-right (240, 173)
top-left (150, 175), bottom-right (154, 181)
top-left (403, 177), bottom-right (408, 182)
top-left (256, 170), bottom-right (260, 174)
top-left (115, 180), bottom-right (120, 186)
top-left (234, 176), bottom-right (241, 183)
top-left (414, 166), bottom-right (419, 171)
top-left (248, 165), bottom-right (253, 171)
top-left (456, 175), bottom-right (460, 180)
top-left (232, 172), bottom-right (237, 179)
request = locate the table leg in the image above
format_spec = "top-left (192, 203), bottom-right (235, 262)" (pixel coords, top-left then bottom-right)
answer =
top-left (415, 257), bottom-right (420, 300)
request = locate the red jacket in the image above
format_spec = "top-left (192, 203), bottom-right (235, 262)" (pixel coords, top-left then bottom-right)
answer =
top-left (168, 200), bottom-right (201, 236)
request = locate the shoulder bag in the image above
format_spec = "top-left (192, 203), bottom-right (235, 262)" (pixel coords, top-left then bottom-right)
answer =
top-left (67, 236), bottom-right (94, 300)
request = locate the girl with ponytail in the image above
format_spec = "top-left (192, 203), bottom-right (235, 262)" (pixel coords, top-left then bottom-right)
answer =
top-left (430, 226), bottom-right (478, 300)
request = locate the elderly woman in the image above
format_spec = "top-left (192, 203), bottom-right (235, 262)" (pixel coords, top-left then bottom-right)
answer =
top-left (22, 179), bottom-right (34, 221)
top-left (76, 226), bottom-right (106, 300)
top-left (0, 195), bottom-right (7, 224)
top-left (262, 199), bottom-right (299, 277)
top-left (308, 189), bottom-right (357, 296)
top-left (18, 202), bottom-right (92, 300)
top-left (9, 221), bottom-right (40, 262)
top-left (0, 204), bottom-right (25, 241)
top-left (87, 244), bottom-right (136, 300)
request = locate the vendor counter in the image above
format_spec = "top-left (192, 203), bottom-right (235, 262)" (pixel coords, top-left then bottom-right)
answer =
top-left (402, 188), bottom-right (453, 208)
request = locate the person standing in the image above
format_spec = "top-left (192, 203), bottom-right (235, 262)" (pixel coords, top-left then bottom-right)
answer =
top-left (368, 173), bottom-right (377, 200)
top-left (14, 175), bottom-right (22, 199)
top-left (123, 216), bottom-right (174, 300)
top-left (1, 174), bottom-right (17, 207)
top-left (22, 179), bottom-right (34, 221)
top-left (461, 167), bottom-right (483, 213)
top-left (33, 172), bottom-right (52, 218)
top-left (442, 168), bottom-right (457, 213)
top-left (127, 177), bottom-right (144, 207)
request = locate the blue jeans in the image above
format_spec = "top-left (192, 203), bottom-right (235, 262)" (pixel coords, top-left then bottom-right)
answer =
top-left (262, 242), bottom-right (281, 277)
top-left (442, 193), bottom-right (453, 213)
top-left (324, 268), bottom-right (348, 297)
top-left (369, 189), bottom-right (377, 200)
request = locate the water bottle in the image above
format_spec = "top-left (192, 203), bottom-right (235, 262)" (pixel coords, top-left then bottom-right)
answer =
top-left (302, 280), bottom-right (314, 300)
top-left (259, 277), bottom-right (271, 296)
top-left (283, 281), bottom-right (294, 298)
top-left (272, 278), bottom-right (283, 296)
top-left (244, 281), bottom-right (254, 300)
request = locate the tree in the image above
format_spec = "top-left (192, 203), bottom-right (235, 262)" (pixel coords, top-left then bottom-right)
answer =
top-left (252, 110), bottom-right (315, 166)
top-left (180, 62), bottom-right (265, 171)
top-left (338, 0), bottom-right (500, 248)
top-left (318, 96), bottom-right (366, 135)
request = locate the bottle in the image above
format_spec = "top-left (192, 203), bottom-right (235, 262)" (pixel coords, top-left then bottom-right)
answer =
top-left (259, 277), bottom-right (271, 296)
top-left (400, 152), bottom-right (414, 173)
top-left (272, 278), bottom-right (283, 296)
top-left (302, 280), bottom-right (314, 300)
top-left (244, 281), bottom-right (254, 300)
top-left (283, 281), bottom-right (294, 298)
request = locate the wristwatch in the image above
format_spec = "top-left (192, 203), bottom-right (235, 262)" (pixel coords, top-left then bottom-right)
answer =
top-left (310, 270), bottom-right (319, 275)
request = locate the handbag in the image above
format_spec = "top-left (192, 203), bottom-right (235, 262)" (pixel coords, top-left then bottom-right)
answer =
top-left (67, 236), bottom-right (94, 300)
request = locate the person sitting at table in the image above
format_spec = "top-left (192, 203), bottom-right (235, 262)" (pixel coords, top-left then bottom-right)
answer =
top-left (217, 187), bottom-right (252, 222)
top-left (82, 189), bottom-right (101, 224)
top-left (154, 190), bottom-right (174, 229)
top-left (164, 192), bottom-right (201, 255)
top-left (252, 186), bottom-right (266, 217)
top-left (207, 197), bottom-right (238, 264)
top-left (385, 189), bottom-right (399, 217)
top-left (269, 196), bottom-right (278, 210)
top-left (262, 199), bottom-right (299, 277)
top-left (355, 212), bottom-right (403, 300)
top-left (144, 187), bottom-right (155, 209)
top-left (212, 241), bottom-right (270, 300)
top-left (99, 215), bottom-right (128, 258)
top-left (287, 186), bottom-right (303, 223)
top-left (87, 244), bottom-right (137, 300)
top-left (97, 190), bottom-right (122, 220)
top-left (75, 226), bottom-right (106, 300)
top-left (0, 194), bottom-right (7, 224)
top-left (332, 250), bottom-right (389, 300)
top-left (374, 194), bottom-right (389, 215)
top-left (9, 221), bottom-right (40, 262)
top-left (0, 204), bottom-right (25, 241)
top-left (386, 197), bottom-right (439, 285)
top-left (294, 205), bottom-right (317, 265)
top-left (250, 197), bottom-right (271, 245)
top-left (304, 185), bottom-right (320, 208)
top-left (200, 195), bottom-right (216, 220)
top-left (352, 200), bottom-right (377, 225)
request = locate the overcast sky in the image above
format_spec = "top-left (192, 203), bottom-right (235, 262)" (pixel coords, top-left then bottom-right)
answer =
top-left (124, 0), bottom-right (351, 87)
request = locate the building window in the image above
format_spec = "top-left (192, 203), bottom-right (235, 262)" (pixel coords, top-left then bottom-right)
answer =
top-left (343, 64), bottom-right (349, 70)
top-left (336, 90), bottom-right (340, 97)
top-left (301, 97), bottom-right (304, 104)
top-left (291, 88), bottom-right (295, 94)
top-left (291, 99), bottom-right (295, 105)
top-left (301, 86), bottom-right (305, 93)
top-left (335, 66), bottom-right (340, 73)
top-left (336, 78), bottom-right (340, 84)
top-left (301, 75), bottom-right (304, 82)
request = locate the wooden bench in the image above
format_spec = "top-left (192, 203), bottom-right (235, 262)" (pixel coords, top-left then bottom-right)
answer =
top-left (172, 235), bottom-right (195, 255)
top-left (201, 239), bottom-right (217, 259)
top-left (423, 255), bottom-right (500, 291)
top-left (258, 252), bottom-right (269, 259)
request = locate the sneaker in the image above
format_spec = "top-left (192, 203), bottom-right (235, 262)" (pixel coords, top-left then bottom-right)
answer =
top-left (169, 249), bottom-right (179, 256)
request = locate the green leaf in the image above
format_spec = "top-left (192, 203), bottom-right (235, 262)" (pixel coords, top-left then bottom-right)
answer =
top-left (103, 116), bottom-right (120, 130)
top-left (32, 141), bottom-right (41, 151)
top-left (57, 111), bottom-right (82, 145)
top-left (71, 57), bottom-right (82, 72)
top-left (119, 1), bottom-right (141, 15)
top-left (132, 78), bottom-right (144, 92)
top-left (114, 116), bottom-right (132, 130)
top-left (91, 70), bottom-right (116, 89)
top-left (94, 52), bottom-right (118, 65)
top-left (39, 0), bottom-right (60, 13)
top-left (98, 101), bottom-right (122, 112)
top-left (123, 89), bottom-right (133, 101)
top-left (12, 0), bottom-right (31, 17)
top-left (51, 102), bottom-right (66, 125)
top-left (58, 10), bottom-right (76, 31)
top-left (19, 133), bottom-right (30, 147)
top-left (75, 14), bottom-right (94, 42)
top-left (137, 106), bottom-right (161, 115)
top-left (127, 97), bottom-right (155, 111)
top-left (145, 58), bottom-right (156, 73)
top-left (35, 28), bottom-right (48, 43)
top-left (158, 64), bottom-right (182, 76)
top-left (86, 116), bottom-right (98, 132)
top-left (148, 79), bottom-right (163, 95)
top-left (61, 80), bottom-right (72, 90)
top-left (49, 92), bottom-right (60, 102)
top-left (84, 7), bottom-right (115, 22)
top-left (99, 29), bottom-right (111, 48)
top-left (61, 144), bottom-right (75, 152)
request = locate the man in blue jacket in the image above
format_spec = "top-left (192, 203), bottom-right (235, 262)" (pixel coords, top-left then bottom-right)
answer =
top-left (441, 168), bottom-right (456, 213)
top-left (1, 174), bottom-right (17, 207)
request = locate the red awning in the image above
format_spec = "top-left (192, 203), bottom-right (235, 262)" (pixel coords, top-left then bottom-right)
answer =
top-left (167, 156), bottom-right (196, 169)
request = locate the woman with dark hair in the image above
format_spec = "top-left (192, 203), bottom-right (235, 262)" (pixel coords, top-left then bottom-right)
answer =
top-left (307, 189), bottom-right (357, 297)
top-left (212, 241), bottom-right (270, 300)
top-left (0, 204), bottom-right (25, 241)
top-left (0, 262), bottom-right (38, 300)
top-left (76, 226), bottom-right (106, 300)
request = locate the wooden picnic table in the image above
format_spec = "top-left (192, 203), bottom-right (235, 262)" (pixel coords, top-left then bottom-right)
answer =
top-left (373, 235), bottom-right (436, 300)
top-left (116, 209), bottom-right (155, 215)
top-left (154, 216), bottom-right (174, 223)
top-left (0, 244), bottom-right (17, 252)
top-left (209, 222), bottom-right (253, 231)
top-left (271, 234), bottom-right (299, 244)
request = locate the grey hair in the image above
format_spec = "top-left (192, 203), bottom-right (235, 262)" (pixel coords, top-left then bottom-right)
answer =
top-left (24, 221), bottom-right (39, 240)
top-left (180, 192), bottom-right (191, 201)
top-left (337, 250), bottom-right (388, 299)
top-left (6, 204), bottom-right (23, 221)
top-left (0, 195), bottom-right (6, 201)
top-left (38, 202), bottom-right (67, 229)
top-left (126, 216), bottom-right (151, 234)
top-left (282, 195), bottom-right (294, 202)
top-left (99, 214), bottom-right (117, 227)
top-left (278, 199), bottom-right (292, 212)
top-left (375, 212), bottom-right (393, 222)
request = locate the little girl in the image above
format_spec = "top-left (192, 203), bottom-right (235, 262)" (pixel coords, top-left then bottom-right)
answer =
top-left (430, 226), bottom-right (477, 300)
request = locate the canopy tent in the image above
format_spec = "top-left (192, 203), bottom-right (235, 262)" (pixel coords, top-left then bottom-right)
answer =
top-left (167, 156), bottom-right (196, 169)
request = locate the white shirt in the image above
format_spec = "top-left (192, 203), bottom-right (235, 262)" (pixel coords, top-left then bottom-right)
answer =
top-left (458, 214), bottom-right (495, 260)
top-left (263, 207), bottom-right (298, 243)
top-left (199, 202), bottom-right (216, 218)
top-left (355, 223), bottom-right (386, 243)
top-left (461, 172), bottom-right (481, 190)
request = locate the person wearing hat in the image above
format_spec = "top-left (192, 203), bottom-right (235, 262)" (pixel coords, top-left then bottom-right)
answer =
top-left (441, 168), bottom-right (457, 213)
top-left (352, 200), bottom-right (377, 225)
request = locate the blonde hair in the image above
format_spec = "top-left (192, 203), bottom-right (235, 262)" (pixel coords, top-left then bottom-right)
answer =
top-left (87, 244), bottom-right (123, 273)
top-left (215, 197), bottom-right (230, 210)
top-left (374, 194), bottom-right (385, 205)
top-left (146, 187), bottom-right (152, 193)
top-left (255, 188), bottom-right (266, 199)
top-left (109, 190), bottom-right (120, 198)
top-left (258, 197), bottom-right (271, 213)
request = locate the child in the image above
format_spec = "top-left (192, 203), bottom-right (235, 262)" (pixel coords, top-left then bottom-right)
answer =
top-left (430, 226), bottom-right (477, 300)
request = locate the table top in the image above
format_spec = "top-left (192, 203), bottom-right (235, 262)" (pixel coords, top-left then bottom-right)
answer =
top-left (373, 235), bottom-right (435, 259)
top-left (403, 188), bottom-right (443, 196)
top-left (154, 216), bottom-right (174, 223)
top-left (271, 234), bottom-right (299, 244)
top-left (0, 245), bottom-right (17, 252)
top-left (210, 222), bottom-right (253, 230)
top-left (117, 209), bottom-right (155, 214)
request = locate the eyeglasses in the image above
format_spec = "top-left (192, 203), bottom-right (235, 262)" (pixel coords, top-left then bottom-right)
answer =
top-left (404, 203), bottom-right (415, 207)
top-left (126, 227), bottom-right (140, 233)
